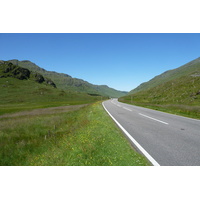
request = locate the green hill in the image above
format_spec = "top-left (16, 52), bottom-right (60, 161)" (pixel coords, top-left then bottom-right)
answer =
top-left (119, 57), bottom-right (200, 119)
top-left (7, 59), bottom-right (127, 98)
top-left (129, 57), bottom-right (200, 94)
top-left (0, 61), bottom-right (106, 115)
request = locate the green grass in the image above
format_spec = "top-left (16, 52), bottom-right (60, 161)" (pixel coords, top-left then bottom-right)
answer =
top-left (0, 77), bottom-right (106, 115)
top-left (0, 102), bottom-right (150, 166)
top-left (7, 59), bottom-right (126, 98)
top-left (129, 57), bottom-right (200, 94)
top-left (123, 57), bottom-right (200, 119)
top-left (119, 74), bottom-right (200, 119)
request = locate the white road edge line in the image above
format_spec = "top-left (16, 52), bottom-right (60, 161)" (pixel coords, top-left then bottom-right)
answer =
top-left (102, 102), bottom-right (160, 166)
top-left (139, 113), bottom-right (169, 125)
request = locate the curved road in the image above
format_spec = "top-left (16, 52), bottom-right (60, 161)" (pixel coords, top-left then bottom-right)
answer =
top-left (103, 99), bottom-right (200, 166)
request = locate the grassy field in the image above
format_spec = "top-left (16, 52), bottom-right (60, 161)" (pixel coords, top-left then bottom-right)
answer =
top-left (0, 62), bottom-right (149, 166)
top-left (0, 77), bottom-right (106, 115)
top-left (0, 102), bottom-right (150, 166)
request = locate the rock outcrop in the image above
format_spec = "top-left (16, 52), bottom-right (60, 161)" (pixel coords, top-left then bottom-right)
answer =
top-left (0, 61), bottom-right (56, 88)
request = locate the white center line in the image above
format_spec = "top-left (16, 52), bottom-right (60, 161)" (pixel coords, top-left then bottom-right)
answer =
top-left (139, 113), bottom-right (169, 125)
top-left (102, 102), bottom-right (160, 166)
top-left (123, 107), bottom-right (132, 112)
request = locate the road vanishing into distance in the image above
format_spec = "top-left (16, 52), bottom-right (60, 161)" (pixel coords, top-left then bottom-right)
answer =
top-left (103, 99), bottom-right (200, 166)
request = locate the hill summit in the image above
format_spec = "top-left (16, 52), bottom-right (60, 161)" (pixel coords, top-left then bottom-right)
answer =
top-left (7, 59), bottom-right (127, 98)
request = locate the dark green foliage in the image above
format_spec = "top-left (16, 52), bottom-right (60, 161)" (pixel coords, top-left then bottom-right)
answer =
top-left (87, 93), bottom-right (101, 96)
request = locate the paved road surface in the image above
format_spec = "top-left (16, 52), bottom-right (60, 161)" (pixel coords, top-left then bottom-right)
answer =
top-left (103, 99), bottom-right (200, 166)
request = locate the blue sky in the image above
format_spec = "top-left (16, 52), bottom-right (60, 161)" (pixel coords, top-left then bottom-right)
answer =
top-left (1, 33), bottom-right (200, 91)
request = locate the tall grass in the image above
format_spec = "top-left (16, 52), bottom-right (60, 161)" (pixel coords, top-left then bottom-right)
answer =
top-left (0, 102), bottom-right (150, 166)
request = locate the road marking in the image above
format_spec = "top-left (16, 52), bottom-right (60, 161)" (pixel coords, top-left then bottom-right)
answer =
top-left (117, 105), bottom-right (121, 107)
top-left (123, 107), bottom-right (132, 112)
top-left (102, 102), bottom-right (160, 166)
top-left (139, 113), bottom-right (169, 125)
top-left (111, 101), bottom-right (115, 105)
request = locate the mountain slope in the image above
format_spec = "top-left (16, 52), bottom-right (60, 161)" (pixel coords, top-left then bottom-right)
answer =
top-left (129, 57), bottom-right (200, 94)
top-left (0, 61), bottom-right (56, 87)
top-left (119, 57), bottom-right (200, 119)
top-left (0, 61), bottom-right (106, 115)
top-left (7, 59), bottom-right (127, 98)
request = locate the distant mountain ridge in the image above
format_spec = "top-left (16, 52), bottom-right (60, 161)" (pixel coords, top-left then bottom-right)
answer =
top-left (7, 59), bottom-right (127, 98)
top-left (129, 57), bottom-right (200, 94)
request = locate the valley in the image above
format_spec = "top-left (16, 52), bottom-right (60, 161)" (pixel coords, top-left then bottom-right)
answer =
top-left (1, 56), bottom-right (200, 166)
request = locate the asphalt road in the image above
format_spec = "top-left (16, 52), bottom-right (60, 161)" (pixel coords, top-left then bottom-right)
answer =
top-left (103, 99), bottom-right (200, 166)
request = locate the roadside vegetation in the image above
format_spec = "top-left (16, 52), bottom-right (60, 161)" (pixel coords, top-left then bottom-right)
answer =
top-left (119, 73), bottom-right (200, 119)
top-left (0, 102), bottom-right (150, 166)
top-left (0, 62), bottom-right (149, 166)
top-left (122, 57), bottom-right (200, 119)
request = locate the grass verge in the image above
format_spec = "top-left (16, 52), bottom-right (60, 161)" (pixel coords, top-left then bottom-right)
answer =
top-left (0, 102), bottom-right (150, 166)
top-left (119, 74), bottom-right (200, 119)
top-left (119, 99), bottom-right (200, 120)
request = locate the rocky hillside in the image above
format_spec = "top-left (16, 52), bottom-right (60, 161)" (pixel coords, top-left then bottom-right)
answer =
top-left (7, 59), bottom-right (127, 98)
top-left (0, 61), bottom-right (107, 115)
top-left (0, 61), bottom-right (56, 88)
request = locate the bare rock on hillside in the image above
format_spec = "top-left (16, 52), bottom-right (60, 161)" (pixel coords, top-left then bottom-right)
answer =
top-left (45, 78), bottom-right (56, 88)
top-left (33, 72), bottom-right (45, 83)
top-left (12, 67), bottom-right (31, 80)
top-left (0, 61), bottom-right (56, 88)
top-left (3, 62), bottom-right (30, 80)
